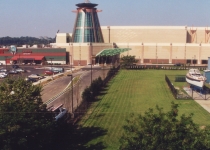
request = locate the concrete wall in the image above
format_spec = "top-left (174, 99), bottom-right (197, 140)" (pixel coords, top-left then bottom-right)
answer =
top-left (52, 42), bottom-right (210, 65)
top-left (68, 43), bottom-right (112, 66)
top-left (56, 33), bottom-right (72, 43)
top-left (101, 26), bottom-right (187, 43)
top-left (117, 43), bottom-right (210, 64)
top-left (186, 27), bottom-right (210, 44)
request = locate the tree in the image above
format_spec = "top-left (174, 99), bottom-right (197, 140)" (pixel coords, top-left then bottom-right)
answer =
top-left (120, 55), bottom-right (137, 69)
top-left (82, 77), bottom-right (103, 102)
top-left (0, 36), bottom-right (54, 46)
top-left (0, 78), bottom-right (55, 150)
top-left (120, 102), bottom-right (210, 150)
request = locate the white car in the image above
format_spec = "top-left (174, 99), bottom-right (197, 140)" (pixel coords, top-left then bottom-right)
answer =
top-left (0, 74), bottom-right (6, 78)
top-left (0, 68), bottom-right (7, 72)
top-left (28, 74), bottom-right (43, 79)
top-left (0, 72), bottom-right (8, 76)
top-left (16, 68), bottom-right (25, 73)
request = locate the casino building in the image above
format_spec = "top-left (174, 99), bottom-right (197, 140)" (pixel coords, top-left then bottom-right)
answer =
top-left (52, 0), bottom-right (210, 66)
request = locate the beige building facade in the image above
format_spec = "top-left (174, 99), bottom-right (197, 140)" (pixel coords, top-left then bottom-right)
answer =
top-left (53, 26), bottom-right (210, 66)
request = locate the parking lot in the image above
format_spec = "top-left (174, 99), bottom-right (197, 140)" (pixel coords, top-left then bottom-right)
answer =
top-left (0, 65), bottom-right (71, 83)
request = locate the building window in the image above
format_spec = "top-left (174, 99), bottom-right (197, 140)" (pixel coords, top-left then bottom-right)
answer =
top-left (85, 12), bottom-right (93, 27)
top-left (84, 29), bottom-right (95, 42)
top-left (76, 12), bottom-right (83, 27)
top-left (74, 29), bottom-right (82, 42)
top-left (93, 12), bottom-right (104, 43)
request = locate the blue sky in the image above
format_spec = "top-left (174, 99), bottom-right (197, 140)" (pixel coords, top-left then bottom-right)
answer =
top-left (1, 0), bottom-right (210, 38)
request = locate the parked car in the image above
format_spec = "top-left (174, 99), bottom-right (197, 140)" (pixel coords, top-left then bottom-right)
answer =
top-left (12, 65), bottom-right (19, 69)
top-left (55, 108), bottom-right (67, 121)
top-left (44, 70), bottom-right (57, 75)
top-left (25, 77), bottom-right (38, 82)
top-left (0, 74), bottom-right (6, 78)
top-left (28, 74), bottom-right (43, 79)
top-left (15, 68), bottom-right (25, 73)
top-left (0, 72), bottom-right (8, 77)
top-left (52, 67), bottom-right (64, 73)
top-left (8, 70), bottom-right (18, 74)
top-left (0, 68), bottom-right (7, 72)
top-left (174, 63), bottom-right (182, 66)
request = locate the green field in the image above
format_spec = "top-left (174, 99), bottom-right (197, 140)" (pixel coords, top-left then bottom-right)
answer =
top-left (78, 70), bottom-right (210, 149)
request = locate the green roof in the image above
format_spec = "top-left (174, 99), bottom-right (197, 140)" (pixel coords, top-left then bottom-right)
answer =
top-left (96, 48), bottom-right (131, 56)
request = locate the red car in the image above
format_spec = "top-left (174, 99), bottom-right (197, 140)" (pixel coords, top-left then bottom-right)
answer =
top-left (44, 70), bottom-right (57, 75)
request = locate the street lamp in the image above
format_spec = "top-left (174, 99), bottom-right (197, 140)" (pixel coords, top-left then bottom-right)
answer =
top-left (70, 55), bottom-right (72, 73)
top-left (89, 56), bottom-right (93, 84)
top-left (192, 57), bottom-right (193, 65)
top-left (194, 55), bottom-right (196, 67)
top-left (88, 63), bottom-right (92, 84)
top-left (49, 58), bottom-right (54, 78)
top-left (67, 74), bottom-right (74, 118)
top-left (156, 56), bottom-right (158, 64)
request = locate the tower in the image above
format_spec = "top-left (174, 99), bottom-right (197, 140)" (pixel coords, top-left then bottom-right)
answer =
top-left (72, 0), bottom-right (104, 43)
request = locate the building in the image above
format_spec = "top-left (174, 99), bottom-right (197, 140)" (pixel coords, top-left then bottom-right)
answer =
top-left (0, 46), bottom-right (66, 65)
top-left (52, 1), bottom-right (210, 66)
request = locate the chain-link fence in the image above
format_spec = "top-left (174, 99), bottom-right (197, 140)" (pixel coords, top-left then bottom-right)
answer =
top-left (165, 75), bottom-right (192, 99)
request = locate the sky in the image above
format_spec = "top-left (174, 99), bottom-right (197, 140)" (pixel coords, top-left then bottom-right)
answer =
top-left (1, 0), bottom-right (210, 38)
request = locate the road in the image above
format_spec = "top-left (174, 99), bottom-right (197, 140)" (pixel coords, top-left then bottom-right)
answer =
top-left (41, 70), bottom-right (86, 103)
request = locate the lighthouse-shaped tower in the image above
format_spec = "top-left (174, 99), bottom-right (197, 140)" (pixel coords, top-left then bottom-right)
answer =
top-left (72, 0), bottom-right (104, 43)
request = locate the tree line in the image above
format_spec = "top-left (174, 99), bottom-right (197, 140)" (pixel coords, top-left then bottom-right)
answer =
top-left (0, 36), bottom-right (55, 46)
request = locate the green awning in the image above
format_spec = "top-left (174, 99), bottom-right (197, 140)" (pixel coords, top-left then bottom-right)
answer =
top-left (96, 48), bottom-right (131, 56)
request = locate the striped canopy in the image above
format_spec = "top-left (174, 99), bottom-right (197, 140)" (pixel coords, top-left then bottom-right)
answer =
top-left (96, 48), bottom-right (131, 56)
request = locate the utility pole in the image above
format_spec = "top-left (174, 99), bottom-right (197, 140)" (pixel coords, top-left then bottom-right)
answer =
top-left (49, 58), bottom-right (54, 78)
top-left (68, 74), bottom-right (74, 118)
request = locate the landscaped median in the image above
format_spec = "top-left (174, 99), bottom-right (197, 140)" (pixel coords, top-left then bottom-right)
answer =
top-left (32, 67), bottom-right (82, 86)
top-left (32, 73), bottom-right (64, 86)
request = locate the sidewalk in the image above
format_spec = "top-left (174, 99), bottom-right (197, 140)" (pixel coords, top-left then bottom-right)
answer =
top-left (184, 87), bottom-right (210, 113)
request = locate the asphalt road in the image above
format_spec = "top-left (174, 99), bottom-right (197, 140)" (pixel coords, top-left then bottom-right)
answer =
top-left (41, 70), bottom-right (87, 104)
top-left (41, 76), bottom-right (70, 103)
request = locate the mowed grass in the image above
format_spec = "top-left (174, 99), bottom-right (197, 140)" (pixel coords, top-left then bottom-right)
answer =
top-left (78, 70), bottom-right (210, 149)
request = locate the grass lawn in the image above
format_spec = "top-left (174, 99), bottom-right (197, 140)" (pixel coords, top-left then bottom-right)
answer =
top-left (77, 69), bottom-right (210, 149)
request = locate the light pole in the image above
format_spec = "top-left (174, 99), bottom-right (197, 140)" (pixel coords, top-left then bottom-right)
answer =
top-left (156, 56), bottom-right (158, 64)
top-left (91, 63), bottom-right (92, 84)
top-left (194, 55), bottom-right (196, 67)
top-left (70, 55), bottom-right (72, 73)
top-left (49, 58), bottom-right (54, 78)
top-left (67, 74), bottom-right (74, 118)
top-left (88, 63), bottom-right (92, 84)
top-left (192, 57), bottom-right (193, 65)
top-left (89, 56), bottom-right (93, 84)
